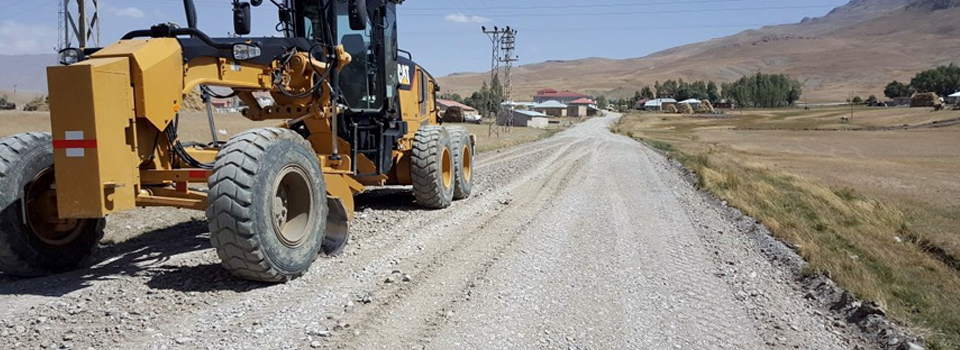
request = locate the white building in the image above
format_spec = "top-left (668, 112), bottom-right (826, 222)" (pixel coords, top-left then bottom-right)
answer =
top-left (644, 98), bottom-right (678, 111)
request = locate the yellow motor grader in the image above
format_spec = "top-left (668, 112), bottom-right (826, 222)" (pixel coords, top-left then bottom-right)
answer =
top-left (0, 0), bottom-right (475, 282)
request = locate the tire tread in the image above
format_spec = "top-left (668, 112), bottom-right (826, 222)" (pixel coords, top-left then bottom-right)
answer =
top-left (207, 127), bottom-right (313, 283)
top-left (411, 126), bottom-right (454, 209)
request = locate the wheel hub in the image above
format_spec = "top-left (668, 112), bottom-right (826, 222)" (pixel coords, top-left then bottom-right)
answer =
top-left (461, 144), bottom-right (472, 183)
top-left (25, 168), bottom-right (83, 246)
top-left (441, 147), bottom-right (453, 190)
top-left (272, 165), bottom-right (314, 248)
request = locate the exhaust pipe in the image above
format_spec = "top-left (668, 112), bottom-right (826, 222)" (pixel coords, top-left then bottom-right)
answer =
top-left (183, 0), bottom-right (197, 29)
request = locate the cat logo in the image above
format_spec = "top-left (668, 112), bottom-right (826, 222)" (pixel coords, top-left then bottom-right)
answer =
top-left (398, 64), bottom-right (412, 87)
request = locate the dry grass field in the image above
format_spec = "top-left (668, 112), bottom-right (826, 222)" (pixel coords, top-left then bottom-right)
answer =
top-left (615, 106), bottom-right (960, 348)
top-left (456, 120), bottom-right (565, 154)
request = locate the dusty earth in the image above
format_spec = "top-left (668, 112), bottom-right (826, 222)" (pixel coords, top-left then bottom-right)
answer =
top-left (0, 114), bottom-right (876, 350)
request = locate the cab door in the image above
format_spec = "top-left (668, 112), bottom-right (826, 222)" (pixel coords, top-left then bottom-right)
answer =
top-left (418, 68), bottom-right (440, 124)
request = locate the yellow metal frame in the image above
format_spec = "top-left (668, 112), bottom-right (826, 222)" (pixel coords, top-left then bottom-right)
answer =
top-left (47, 37), bottom-right (443, 222)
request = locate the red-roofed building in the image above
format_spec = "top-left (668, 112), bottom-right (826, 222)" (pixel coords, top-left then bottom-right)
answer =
top-left (438, 99), bottom-right (481, 123)
top-left (568, 98), bottom-right (596, 105)
top-left (533, 88), bottom-right (590, 104)
top-left (568, 98), bottom-right (599, 117)
top-left (437, 99), bottom-right (477, 113)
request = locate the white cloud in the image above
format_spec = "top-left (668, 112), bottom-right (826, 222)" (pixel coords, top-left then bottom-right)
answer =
top-left (109, 6), bottom-right (145, 18)
top-left (444, 13), bottom-right (491, 24)
top-left (0, 20), bottom-right (58, 55)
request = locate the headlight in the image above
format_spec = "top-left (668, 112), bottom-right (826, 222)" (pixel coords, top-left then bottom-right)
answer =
top-left (233, 43), bottom-right (261, 61)
top-left (58, 48), bottom-right (82, 65)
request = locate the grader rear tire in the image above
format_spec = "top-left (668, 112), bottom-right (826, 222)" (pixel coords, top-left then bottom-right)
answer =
top-left (411, 126), bottom-right (455, 209)
top-left (447, 127), bottom-right (474, 200)
top-left (206, 128), bottom-right (328, 283)
top-left (0, 132), bottom-right (105, 277)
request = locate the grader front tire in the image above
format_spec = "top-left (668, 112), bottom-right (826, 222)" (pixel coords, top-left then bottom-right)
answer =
top-left (206, 128), bottom-right (328, 283)
top-left (0, 132), bottom-right (105, 277)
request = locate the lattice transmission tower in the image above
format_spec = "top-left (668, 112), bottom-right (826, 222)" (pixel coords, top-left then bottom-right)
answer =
top-left (499, 28), bottom-right (518, 102)
top-left (58, 0), bottom-right (101, 50)
top-left (481, 26), bottom-right (518, 111)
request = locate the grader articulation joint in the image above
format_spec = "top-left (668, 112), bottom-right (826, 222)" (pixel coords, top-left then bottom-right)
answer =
top-left (0, 0), bottom-right (474, 282)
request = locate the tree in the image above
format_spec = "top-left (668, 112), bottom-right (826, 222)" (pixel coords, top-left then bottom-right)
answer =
top-left (851, 96), bottom-right (863, 104)
top-left (596, 95), bottom-right (608, 110)
top-left (910, 63), bottom-right (960, 97)
top-left (884, 81), bottom-right (914, 99)
top-left (866, 95), bottom-right (878, 105)
top-left (658, 80), bottom-right (679, 98)
top-left (632, 90), bottom-right (643, 106)
top-left (640, 86), bottom-right (655, 99)
top-left (439, 93), bottom-right (463, 103)
top-left (706, 81), bottom-right (720, 103)
top-left (463, 79), bottom-right (504, 116)
top-left (719, 73), bottom-right (802, 108)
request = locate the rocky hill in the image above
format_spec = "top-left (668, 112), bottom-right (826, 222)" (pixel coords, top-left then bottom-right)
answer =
top-left (438, 0), bottom-right (960, 102)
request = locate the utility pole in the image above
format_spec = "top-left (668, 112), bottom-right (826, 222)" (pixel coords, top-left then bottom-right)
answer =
top-left (500, 28), bottom-right (518, 103)
top-left (59, 0), bottom-right (101, 50)
top-left (481, 26), bottom-right (517, 127)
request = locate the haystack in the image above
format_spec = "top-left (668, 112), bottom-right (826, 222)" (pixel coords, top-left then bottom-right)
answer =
top-left (0, 95), bottom-right (15, 111)
top-left (911, 92), bottom-right (941, 108)
top-left (22, 95), bottom-right (49, 112)
top-left (663, 104), bottom-right (678, 114)
top-left (182, 90), bottom-right (205, 111)
top-left (696, 100), bottom-right (715, 114)
top-left (677, 102), bottom-right (694, 114)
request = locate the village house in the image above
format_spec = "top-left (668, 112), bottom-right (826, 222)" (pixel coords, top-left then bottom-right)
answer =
top-left (498, 109), bottom-right (551, 128)
top-left (533, 88), bottom-right (589, 104)
top-left (567, 98), bottom-right (599, 117)
top-left (644, 98), bottom-right (678, 111)
top-left (533, 100), bottom-right (568, 117)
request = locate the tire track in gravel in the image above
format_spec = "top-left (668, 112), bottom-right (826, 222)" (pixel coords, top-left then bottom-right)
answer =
top-left (324, 141), bottom-right (596, 349)
top-left (472, 137), bottom-right (571, 169)
top-left (76, 122), bottom-right (593, 350)
top-left (0, 114), bottom-right (872, 350)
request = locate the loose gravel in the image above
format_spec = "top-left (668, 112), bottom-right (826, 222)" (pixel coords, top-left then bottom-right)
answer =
top-left (0, 114), bottom-right (880, 350)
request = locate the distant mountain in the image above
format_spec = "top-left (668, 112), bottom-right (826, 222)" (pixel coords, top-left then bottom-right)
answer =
top-left (2, 0), bottom-right (957, 103)
top-left (438, 0), bottom-right (960, 102)
top-left (0, 54), bottom-right (57, 93)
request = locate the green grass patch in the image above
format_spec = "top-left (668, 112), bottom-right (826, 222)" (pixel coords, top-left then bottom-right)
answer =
top-left (647, 140), bottom-right (674, 152)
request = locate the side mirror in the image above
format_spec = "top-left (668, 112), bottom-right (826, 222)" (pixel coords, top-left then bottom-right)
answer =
top-left (348, 0), bottom-right (368, 31)
top-left (233, 2), bottom-right (252, 36)
top-left (58, 48), bottom-right (83, 65)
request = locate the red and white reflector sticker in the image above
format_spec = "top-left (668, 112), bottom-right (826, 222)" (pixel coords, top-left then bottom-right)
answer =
top-left (53, 131), bottom-right (97, 158)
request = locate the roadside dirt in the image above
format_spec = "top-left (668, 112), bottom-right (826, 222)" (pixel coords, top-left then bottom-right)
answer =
top-left (0, 114), bottom-right (875, 350)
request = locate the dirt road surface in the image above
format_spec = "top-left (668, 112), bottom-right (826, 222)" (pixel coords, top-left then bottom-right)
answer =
top-left (0, 114), bottom-right (870, 350)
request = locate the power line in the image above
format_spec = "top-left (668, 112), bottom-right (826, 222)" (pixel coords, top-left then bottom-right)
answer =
top-left (404, 0), bottom-right (754, 12)
top-left (402, 4), bottom-right (836, 18)
top-left (402, 23), bottom-right (769, 37)
top-left (0, 1), bottom-right (57, 21)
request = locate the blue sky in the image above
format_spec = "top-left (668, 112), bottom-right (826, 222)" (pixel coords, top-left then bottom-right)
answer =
top-left (0, 0), bottom-right (848, 76)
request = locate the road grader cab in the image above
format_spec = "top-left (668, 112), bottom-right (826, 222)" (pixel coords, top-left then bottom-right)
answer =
top-left (0, 0), bottom-right (475, 282)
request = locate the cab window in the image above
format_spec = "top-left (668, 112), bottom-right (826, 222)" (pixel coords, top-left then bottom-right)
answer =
top-left (384, 4), bottom-right (398, 102)
top-left (419, 70), bottom-right (427, 115)
top-left (337, 5), bottom-right (381, 110)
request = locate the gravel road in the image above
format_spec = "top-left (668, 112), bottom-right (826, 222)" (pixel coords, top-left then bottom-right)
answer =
top-left (0, 114), bottom-right (873, 350)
